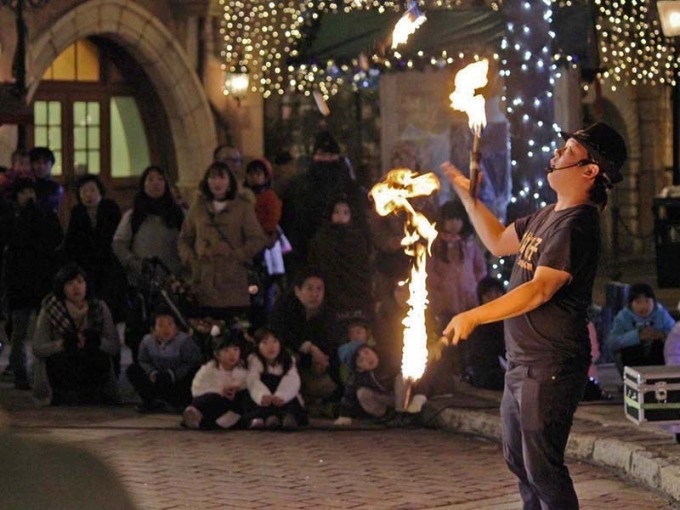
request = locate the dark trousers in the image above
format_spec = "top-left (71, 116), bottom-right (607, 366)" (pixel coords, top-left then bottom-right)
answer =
top-left (46, 349), bottom-right (117, 405)
top-left (500, 362), bottom-right (587, 510)
top-left (126, 363), bottom-right (194, 409)
top-left (190, 392), bottom-right (246, 429)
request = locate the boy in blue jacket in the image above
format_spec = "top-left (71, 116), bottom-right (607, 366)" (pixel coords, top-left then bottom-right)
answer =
top-left (606, 282), bottom-right (676, 373)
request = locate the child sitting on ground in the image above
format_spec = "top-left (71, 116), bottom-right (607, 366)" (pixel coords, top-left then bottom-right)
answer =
top-left (245, 327), bottom-right (307, 430)
top-left (459, 277), bottom-right (506, 390)
top-left (606, 282), bottom-right (676, 374)
top-left (126, 309), bottom-right (203, 412)
top-left (182, 328), bottom-right (248, 430)
top-left (334, 342), bottom-right (395, 426)
top-left (337, 313), bottom-right (375, 382)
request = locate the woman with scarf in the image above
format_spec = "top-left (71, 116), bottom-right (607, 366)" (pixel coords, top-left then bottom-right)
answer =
top-left (31, 264), bottom-right (120, 406)
top-left (178, 161), bottom-right (266, 323)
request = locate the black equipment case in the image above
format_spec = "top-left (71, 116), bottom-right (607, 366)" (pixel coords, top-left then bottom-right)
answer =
top-left (624, 365), bottom-right (680, 424)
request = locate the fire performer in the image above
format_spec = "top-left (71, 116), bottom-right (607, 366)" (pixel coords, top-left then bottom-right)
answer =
top-left (441, 122), bottom-right (627, 509)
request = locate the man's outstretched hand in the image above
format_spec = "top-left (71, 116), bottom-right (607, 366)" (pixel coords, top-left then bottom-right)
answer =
top-left (442, 310), bottom-right (480, 345)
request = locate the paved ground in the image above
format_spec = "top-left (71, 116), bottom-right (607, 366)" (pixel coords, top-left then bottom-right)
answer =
top-left (1, 385), bottom-right (678, 510)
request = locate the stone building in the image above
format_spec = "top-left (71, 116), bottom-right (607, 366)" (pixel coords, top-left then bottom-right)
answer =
top-left (0, 0), bottom-right (674, 269)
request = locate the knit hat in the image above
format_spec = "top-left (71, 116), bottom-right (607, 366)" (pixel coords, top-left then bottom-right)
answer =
top-left (338, 340), bottom-right (368, 372)
top-left (313, 131), bottom-right (340, 155)
top-left (559, 122), bottom-right (627, 185)
top-left (246, 157), bottom-right (273, 182)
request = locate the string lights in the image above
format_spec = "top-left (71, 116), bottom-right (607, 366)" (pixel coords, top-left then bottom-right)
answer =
top-left (590, 0), bottom-right (677, 89)
top-left (219, 1), bottom-right (503, 99)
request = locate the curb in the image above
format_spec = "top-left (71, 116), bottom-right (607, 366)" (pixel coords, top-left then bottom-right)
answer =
top-left (429, 404), bottom-right (680, 503)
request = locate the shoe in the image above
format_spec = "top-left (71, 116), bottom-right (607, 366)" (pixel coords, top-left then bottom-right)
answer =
top-left (249, 418), bottom-right (265, 430)
top-left (282, 413), bottom-right (298, 430)
top-left (215, 411), bottom-right (241, 429)
top-left (265, 415), bottom-right (281, 429)
top-left (182, 406), bottom-right (202, 429)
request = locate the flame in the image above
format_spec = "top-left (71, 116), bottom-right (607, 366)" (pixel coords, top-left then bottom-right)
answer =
top-left (449, 59), bottom-right (489, 135)
top-left (370, 169), bottom-right (440, 381)
top-left (391, 2), bottom-right (427, 50)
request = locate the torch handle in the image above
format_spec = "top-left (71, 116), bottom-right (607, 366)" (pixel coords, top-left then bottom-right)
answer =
top-left (469, 133), bottom-right (481, 199)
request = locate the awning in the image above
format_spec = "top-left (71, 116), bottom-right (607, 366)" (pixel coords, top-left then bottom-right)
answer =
top-left (0, 83), bottom-right (33, 126)
top-left (300, 8), bottom-right (505, 63)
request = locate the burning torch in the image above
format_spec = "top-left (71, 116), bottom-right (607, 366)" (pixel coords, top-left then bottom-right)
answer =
top-left (391, 1), bottom-right (427, 50)
top-left (449, 59), bottom-right (489, 199)
top-left (370, 169), bottom-right (440, 410)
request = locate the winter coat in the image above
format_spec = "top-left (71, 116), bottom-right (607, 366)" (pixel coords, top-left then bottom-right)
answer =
top-left (137, 331), bottom-right (202, 382)
top-left (664, 322), bottom-right (680, 366)
top-left (269, 291), bottom-right (343, 357)
top-left (253, 188), bottom-right (282, 236)
top-left (112, 209), bottom-right (182, 282)
top-left (606, 304), bottom-right (676, 354)
top-left (62, 200), bottom-right (126, 314)
top-left (307, 223), bottom-right (373, 316)
top-left (3, 203), bottom-right (63, 310)
top-left (426, 236), bottom-right (487, 318)
top-left (246, 353), bottom-right (301, 405)
top-left (31, 298), bottom-right (119, 406)
top-left (191, 361), bottom-right (248, 397)
top-left (178, 193), bottom-right (267, 308)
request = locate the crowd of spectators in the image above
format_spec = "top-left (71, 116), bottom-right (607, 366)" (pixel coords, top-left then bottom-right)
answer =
top-left (0, 134), bottom-right (677, 430)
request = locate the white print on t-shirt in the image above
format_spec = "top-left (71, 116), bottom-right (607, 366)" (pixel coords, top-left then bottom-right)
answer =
top-left (517, 230), bottom-right (542, 272)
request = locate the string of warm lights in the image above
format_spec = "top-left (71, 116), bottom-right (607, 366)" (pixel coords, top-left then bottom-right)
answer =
top-left (220, 1), bottom-right (504, 98)
top-left (591, 0), bottom-right (678, 89)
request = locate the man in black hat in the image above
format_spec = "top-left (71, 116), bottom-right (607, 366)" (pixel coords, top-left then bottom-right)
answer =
top-left (441, 122), bottom-right (627, 510)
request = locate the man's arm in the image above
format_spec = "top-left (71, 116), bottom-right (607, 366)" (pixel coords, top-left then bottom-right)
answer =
top-left (440, 163), bottom-right (519, 256)
top-left (443, 266), bottom-right (571, 344)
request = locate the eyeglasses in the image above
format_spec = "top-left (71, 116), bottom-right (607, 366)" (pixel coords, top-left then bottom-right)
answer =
top-left (222, 157), bottom-right (242, 163)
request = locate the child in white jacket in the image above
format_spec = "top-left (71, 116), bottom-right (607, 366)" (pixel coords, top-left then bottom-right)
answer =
top-left (245, 327), bottom-right (307, 430)
top-left (182, 329), bottom-right (248, 430)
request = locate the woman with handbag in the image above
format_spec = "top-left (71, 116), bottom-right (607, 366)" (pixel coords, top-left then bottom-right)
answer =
top-left (179, 161), bottom-right (267, 323)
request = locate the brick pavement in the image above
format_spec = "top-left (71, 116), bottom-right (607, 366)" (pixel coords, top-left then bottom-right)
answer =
top-left (2, 386), bottom-right (678, 509)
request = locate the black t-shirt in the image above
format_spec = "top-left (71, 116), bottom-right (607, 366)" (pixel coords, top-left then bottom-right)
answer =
top-left (505, 204), bottom-right (600, 366)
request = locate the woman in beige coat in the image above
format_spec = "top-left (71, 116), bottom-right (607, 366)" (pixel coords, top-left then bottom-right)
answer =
top-left (179, 162), bottom-right (267, 322)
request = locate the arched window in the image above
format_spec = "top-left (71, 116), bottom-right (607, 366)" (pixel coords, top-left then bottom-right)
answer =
top-left (31, 37), bottom-right (172, 201)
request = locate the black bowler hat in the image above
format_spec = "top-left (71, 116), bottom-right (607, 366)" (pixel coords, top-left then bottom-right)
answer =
top-left (559, 122), bottom-right (627, 185)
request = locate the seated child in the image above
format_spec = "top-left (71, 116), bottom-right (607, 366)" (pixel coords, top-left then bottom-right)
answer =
top-left (459, 277), bottom-right (506, 390)
top-left (606, 282), bottom-right (676, 373)
top-left (182, 328), bottom-right (248, 430)
top-left (338, 313), bottom-right (375, 382)
top-left (335, 342), bottom-right (395, 426)
top-left (245, 327), bottom-right (307, 430)
top-left (126, 309), bottom-right (203, 412)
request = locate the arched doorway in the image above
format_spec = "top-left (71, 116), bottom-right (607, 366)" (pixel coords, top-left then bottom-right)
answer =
top-left (28, 0), bottom-right (217, 202)
top-left (31, 37), bottom-right (172, 208)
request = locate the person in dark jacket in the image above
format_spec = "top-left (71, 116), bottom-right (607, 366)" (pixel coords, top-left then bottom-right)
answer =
top-left (3, 179), bottom-right (63, 389)
top-left (268, 267), bottom-right (344, 403)
top-left (459, 277), bottom-right (506, 390)
top-left (29, 147), bottom-right (63, 214)
top-left (286, 131), bottom-right (368, 275)
top-left (307, 194), bottom-right (373, 319)
top-left (62, 174), bottom-right (126, 321)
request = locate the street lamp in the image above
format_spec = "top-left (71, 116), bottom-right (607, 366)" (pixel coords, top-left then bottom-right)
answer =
top-left (223, 65), bottom-right (250, 106)
top-left (657, 0), bottom-right (680, 185)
